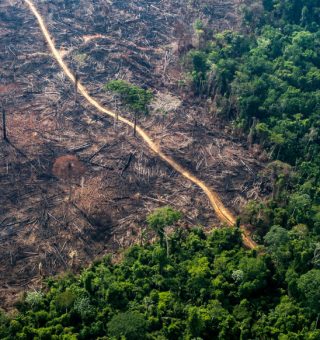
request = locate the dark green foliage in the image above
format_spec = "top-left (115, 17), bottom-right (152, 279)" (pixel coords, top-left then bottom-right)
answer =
top-left (0, 224), bottom-right (318, 339)
top-left (263, 0), bottom-right (320, 28)
top-left (184, 2), bottom-right (320, 335)
top-left (107, 311), bottom-right (147, 339)
top-left (297, 269), bottom-right (320, 315)
top-left (188, 0), bottom-right (320, 237)
top-left (188, 19), bottom-right (320, 165)
top-left (188, 50), bottom-right (209, 94)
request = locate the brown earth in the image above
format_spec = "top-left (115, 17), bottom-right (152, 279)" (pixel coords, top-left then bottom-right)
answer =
top-left (0, 0), bottom-right (266, 309)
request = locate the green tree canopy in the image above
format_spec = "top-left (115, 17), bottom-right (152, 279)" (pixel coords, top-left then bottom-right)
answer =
top-left (104, 80), bottom-right (153, 114)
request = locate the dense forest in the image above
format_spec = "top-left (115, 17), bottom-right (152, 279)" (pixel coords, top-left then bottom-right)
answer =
top-left (1, 220), bottom-right (320, 339)
top-left (1, 0), bottom-right (320, 338)
top-left (189, 1), bottom-right (320, 244)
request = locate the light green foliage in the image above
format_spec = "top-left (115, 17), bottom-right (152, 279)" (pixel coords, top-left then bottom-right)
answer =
top-left (193, 19), bottom-right (204, 34)
top-left (188, 256), bottom-right (209, 278)
top-left (104, 79), bottom-right (153, 114)
top-left (147, 206), bottom-right (182, 231)
top-left (264, 226), bottom-right (291, 271)
top-left (147, 206), bottom-right (182, 247)
top-left (158, 291), bottom-right (174, 314)
top-left (55, 290), bottom-right (76, 311)
top-left (73, 297), bottom-right (95, 321)
top-left (25, 291), bottom-right (44, 310)
top-left (74, 53), bottom-right (88, 65)
top-left (232, 269), bottom-right (244, 283)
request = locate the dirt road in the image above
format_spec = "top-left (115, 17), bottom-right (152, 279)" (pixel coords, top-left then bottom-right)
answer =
top-left (25, 0), bottom-right (257, 249)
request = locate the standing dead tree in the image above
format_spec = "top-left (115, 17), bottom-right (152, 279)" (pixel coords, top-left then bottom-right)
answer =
top-left (0, 87), bottom-right (16, 142)
top-left (2, 106), bottom-right (7, 141)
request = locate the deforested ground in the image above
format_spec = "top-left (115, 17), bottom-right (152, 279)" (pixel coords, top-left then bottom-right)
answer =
top-left (0, 0), bottom-right (266, 309)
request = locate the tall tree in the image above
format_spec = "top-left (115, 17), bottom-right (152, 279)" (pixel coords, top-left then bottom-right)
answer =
top-left (147, 206), bottom-right (182, 256)
top-left (104, 80), bottom-right (153, 136)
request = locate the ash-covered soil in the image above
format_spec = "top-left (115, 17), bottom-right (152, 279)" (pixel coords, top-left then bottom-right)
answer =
top-left (0, 0), bottom-right (266, 309)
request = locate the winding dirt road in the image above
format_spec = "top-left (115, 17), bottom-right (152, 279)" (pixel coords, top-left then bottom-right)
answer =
top-left (24, 0), bottom-right (257, 249)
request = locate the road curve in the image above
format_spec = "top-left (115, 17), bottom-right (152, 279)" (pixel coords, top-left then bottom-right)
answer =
top-left (25, 0), bottom-right (257, 249)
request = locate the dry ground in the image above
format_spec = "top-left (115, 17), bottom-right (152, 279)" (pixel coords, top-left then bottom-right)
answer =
top-left (0, 0), bottom-right (266, 309)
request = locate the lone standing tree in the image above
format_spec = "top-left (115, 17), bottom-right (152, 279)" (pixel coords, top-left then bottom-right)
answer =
top-left (104, 80), bottom-right (153, 136)
top-left (147, 206), bottom-right (182, 257)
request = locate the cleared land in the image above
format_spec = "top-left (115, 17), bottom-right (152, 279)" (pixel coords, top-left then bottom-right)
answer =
top-left (0, 0), bottom-right (265, 308)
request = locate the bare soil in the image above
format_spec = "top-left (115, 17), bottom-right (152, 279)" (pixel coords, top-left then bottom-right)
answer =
top-left (0, 0), bottom-right (266, 309)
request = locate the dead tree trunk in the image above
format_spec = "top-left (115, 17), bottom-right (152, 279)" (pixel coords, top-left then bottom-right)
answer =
top-left (2, 107), bottom-right (7, 141)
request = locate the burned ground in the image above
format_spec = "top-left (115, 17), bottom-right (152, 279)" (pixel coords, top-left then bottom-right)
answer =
top-left (0, 0), bottom-right (265, 309)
